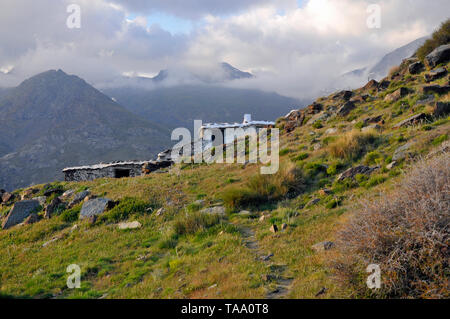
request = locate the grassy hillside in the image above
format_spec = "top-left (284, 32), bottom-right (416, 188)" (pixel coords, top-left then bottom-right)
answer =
top-left (0, 54), bottom-right (449, 298)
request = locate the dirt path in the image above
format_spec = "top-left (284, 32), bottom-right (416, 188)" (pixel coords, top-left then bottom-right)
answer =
top-left (238, 224), bottom-right (293, 299)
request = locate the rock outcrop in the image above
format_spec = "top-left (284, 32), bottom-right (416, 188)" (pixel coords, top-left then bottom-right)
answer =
top-left (337, 165), bottom-right (379, 182)
top-left (425, 44), bottom-right (450, 68)
top-left (80, 198), bottom-right (113, 220)
top-left (2, 200), bottom-right (41, 229)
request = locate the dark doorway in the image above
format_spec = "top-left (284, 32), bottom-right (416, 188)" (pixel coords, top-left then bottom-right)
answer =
top-left (114, 169), bottom-right (131, 178)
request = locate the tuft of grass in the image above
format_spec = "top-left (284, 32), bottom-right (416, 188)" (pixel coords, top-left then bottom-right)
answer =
top-left (98, 197), bottom-right (152, 223)
top-left (432, 134), bottom-right (448, 146)
top-left (328, 130), bottom-right (379, 161)
top-left (173, 212), bottom-right (221, 236)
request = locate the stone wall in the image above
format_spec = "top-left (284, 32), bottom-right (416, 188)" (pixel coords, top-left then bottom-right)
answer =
top-left (64, 163), bottom-right (144, 182)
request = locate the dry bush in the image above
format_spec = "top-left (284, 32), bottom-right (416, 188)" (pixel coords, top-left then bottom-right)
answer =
top-left (334, 153), bottom-right (449, 298)
top-left (328, 130), bottom-right (379, 161)
top-left (388, 65), bottom-right (401, 78)
top-left (173, 211), bottom-right (221, 236)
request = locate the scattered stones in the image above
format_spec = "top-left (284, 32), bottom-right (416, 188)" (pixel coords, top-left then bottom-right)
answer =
top-left (200, 206), bottom-right (226, 216)
top-left (281, 223), bottom-right (288, 230)
top-left (386, 161), bottom-right (398, 170)
top-left (79, 198), bottom-right (113, 220)
top-left (311, 241), bottom-right (335, 252)
top-left (393, 113), bottom-right (427, 129)
top-left (69, 190), bottom-right (90, 208)
top-left (432, 102), bottom-right (450, 117)
top-left (337, 101), bottom-right (356, 117)
top-left (2, 200), bottom-right (41, 229)
top-left (393, 142), bottom-right (415, 161)
top-left (384, 87), bottom-right (409, 102)
top-left (408, 61), bottom-right (424, 74)
top-left (24, 213), bottom-right (39, 225)
top-left (424, 67), bottom-right (447, 82)
top-left (337, 165), bottom-right (378, 182)
top-left (425, 44), bottom-right (450, 68)
top-left (118, 221), bottom-right (142, 230)
top-left (270, 224), bottom-right (278, 233)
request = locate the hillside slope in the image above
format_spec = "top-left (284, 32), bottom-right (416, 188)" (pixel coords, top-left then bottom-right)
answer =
top-left (0, 70), bottom-right (170, 190)
top-left (0, 46), bottom-right (449, 299)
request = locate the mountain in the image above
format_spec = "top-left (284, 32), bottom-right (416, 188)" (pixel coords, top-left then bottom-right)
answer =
top-left (342, 36), bottom-right (429, 83)
top-left (220, 62), bottom-right (253, 80)
top-left (102, 85), bottom-right (303, 132)
top-left (0, 70), bottom-right (170, 190)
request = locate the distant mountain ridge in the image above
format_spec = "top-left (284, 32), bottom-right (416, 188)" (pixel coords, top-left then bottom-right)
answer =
top-left (0, 69), bottom-right (170, 190)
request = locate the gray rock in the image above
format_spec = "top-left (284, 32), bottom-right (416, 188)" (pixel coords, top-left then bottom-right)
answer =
top-left (384, 87), bottom-right (409, 102)
top-left (420, 85), bottom-right (450, 95)
top-left (200, 206), bottom-right (226, 216)
top-left (69, 190), bottom-right (90, 207)
top-left (362, 124), bottom-right (381, 132)
top-left (118, 221), bottom-right (142, 230)
top-left (393, 113), bottom-right (427, 129)
top-left (415, 95), bottom-right (435, 106)
top-left (393, 142), bottom-right (415, 161)
top-left (433, 102), bottom-right (450, 117)
top-left (337, 101), bottom-right (356, 117)
top-left (311, 241), bottom-right (335, 252)
top-left (424, 67), bottom-right (447, 82)
top-left (425, 44), bottom-right (450, 68)
top-left (33, 196), bottom-right (47, 206)
top-left (408, 61), bottom-right (423, 74)
top-left (386, 161), bottom-right (398, 170)
top-left (80, 198), bottom-right (113, 220)
top-left (2, 200), bottom-right (41, 229)
top-left (337, 165), bottom-right (378, 182)
top-left (325, 128), bottom-right (337, 135)
top-left (305, 198), bottom-right (320, 208)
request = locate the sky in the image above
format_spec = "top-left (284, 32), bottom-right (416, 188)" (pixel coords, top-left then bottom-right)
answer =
top-left (0, 0), bottom-right (449, 99)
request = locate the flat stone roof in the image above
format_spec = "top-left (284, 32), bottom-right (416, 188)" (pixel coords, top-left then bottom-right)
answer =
top-left (63, 161), bottom-right (153, 172)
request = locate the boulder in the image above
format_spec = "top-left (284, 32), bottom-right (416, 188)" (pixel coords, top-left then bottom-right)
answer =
top-left (364, 115), bottom-right (383, 125)
top-left (332, 90), bottom-right (353, 101)
top-left (415, 95), bottom-right (435, 106)
top-left (420, 85), bottom-right (450, 95)
top-left (362, 79), bottom-right (379, 91)
top-left (61, 189), bottom-right (75, 199)
top-left (384, 87), bottom-right (409, 102)
top-left (79, 198), bottom-right (113, 220)
top-left (43, 188), bottom-right (63, 197)
top-left (432, 102), bottom-right (450, 117)
top-left (281, 223), bottom-right (288, 230)
top-left (386, 161), bottom-right (398, 170)
top-left (378, 79), bottom-right (390, 90)
top-left (362, 124), bottom-right (381, 132)
top-left (424, 67), bottom-right (448, 82)
top-left (393, 113), bottom-right (427, 129)
top-left (305, 198), bottom-right (320, 208)
top-left (337, 101), bottom-right (356, 117)
top-left (325, 128), bottom-right (337, 135)
top-left (270, 224), bottom-right (278, 233)
top-left (2, 200), bottom-right (41, 229)
top-left (21, 188), bottom-right (38, 200)
top-left (118, 221), bottom-right (142, 230)
top-left (311, 241), bottom-right (335, 252)
top-left (318, 188), bottom-right (332, 196)
top-left (69, 190), bottom-right (90, 207)
top-left (408, 61), bottom-right (424, 74)
top-left (337, 165), bottom-right (378, 182)
top-left (200, 206), bottom-right (226, 216)
top-left (425, 44), bottom-right (450, 68)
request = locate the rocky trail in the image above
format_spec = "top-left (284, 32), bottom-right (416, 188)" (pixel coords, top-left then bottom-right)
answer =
top-left (237, 224), bottom-right (294, 299)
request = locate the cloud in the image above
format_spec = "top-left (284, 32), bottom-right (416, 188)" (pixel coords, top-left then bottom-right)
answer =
top-left (0, 0), bottom-right (448, 100)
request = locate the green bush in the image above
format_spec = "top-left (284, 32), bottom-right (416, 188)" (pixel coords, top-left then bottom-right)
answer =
top-left (417, 19), bottom-right (450, 61)
top-left (365, 175), bottom-right (387, 188)
top-left (364, 151), bottom-right (383, 166)
top-left (173, 212), bottom-right (221, 236)
top-left (61, 206), bottom-right (81, 223)
top-left (294, 152), bottom-right (309, 161)
top-left (99, 197), bottom-right (151, 223)
top-left (432, 134), bottom-right (448, 146)
top-left (327, 161), bottom-right (344, 176)
top-left (279, 148), bottom-right (291, 156)
top-left (312, 121), bottom-right (323, 129)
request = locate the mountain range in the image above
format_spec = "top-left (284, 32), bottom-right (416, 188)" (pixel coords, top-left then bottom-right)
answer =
top-left (0, 70), bottom-right (169, 191)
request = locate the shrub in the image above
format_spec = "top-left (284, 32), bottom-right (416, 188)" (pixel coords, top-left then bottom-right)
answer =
top-left (417, 19), bottom-right (450, 61)
top-left (294, 152), bottom-right (309, 161)
top-left (363, 151), bottom-right (383, 165)
top-left (364, 175), bottom-right (387, 188)
top-left (432, 134), bottom-right (448, 146)
top-left (279, 148), bottom-right (291, 156)
top-left (173, 212), bottom-right (221, 236)
top-left (222, 163), bottom-right (305, 210)
top-left (334, 154), bottom-right (449, 298)
top-left (388, 65), bottom-right (400, 78)
top-left (327, 161), bottom-right (345, 176)
top-left (99, 198), bottom-right (151, 223)
top-left (312, 120), bottom-right (323, 129)
top-left (61, 205), bottom-right (81, 223)
top-left (328, 130), bottom-right (379, 161)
